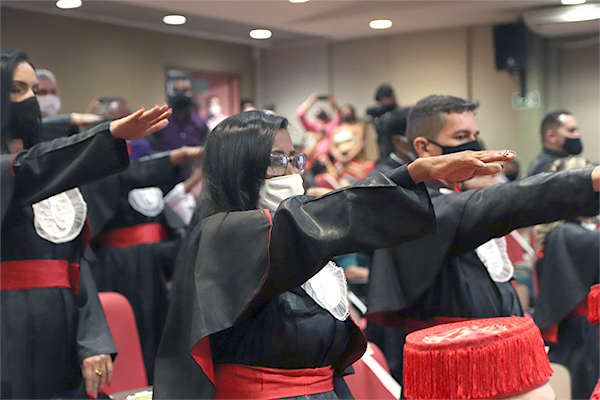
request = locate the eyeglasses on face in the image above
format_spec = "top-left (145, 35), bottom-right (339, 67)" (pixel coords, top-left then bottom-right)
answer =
top-left (269, 153), bottom-right (307, 176)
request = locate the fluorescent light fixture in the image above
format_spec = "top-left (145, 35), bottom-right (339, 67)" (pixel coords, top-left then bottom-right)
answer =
top-left (289, 0), bottom-right (309, 3)
top-left (163, 15), bottom-right (186, 25)
top-left (562, 4), bottom-right (600, 21)
top-left (561, 0), bottom-right (586, 4)
top-left (56, 0), bottom-right (82, 9)
top-left (369, 19), bottom-right (393, 30)
top-left (250, 29), bottom-right (272, 39)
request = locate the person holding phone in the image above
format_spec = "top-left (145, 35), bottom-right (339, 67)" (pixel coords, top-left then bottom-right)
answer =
top-left (297, 92), bottom-right (341, 159)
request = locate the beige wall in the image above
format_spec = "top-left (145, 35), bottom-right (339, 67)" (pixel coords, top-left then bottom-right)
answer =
top-left (1, 7), bottom-right (254, 114)
top-left (3, 7), bottom-right (597, 166)
top-left (263, 26), bottom-right (522, 151)
top-left (262, 26), bottom-right (599, 170)
top-left (546, 39), bottom-right (600, 164)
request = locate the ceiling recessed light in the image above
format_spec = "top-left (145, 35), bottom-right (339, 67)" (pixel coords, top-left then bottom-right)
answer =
top-left (163, 15), bottom-right (186, 25)
top-left (369, 19), bottom-right (393, 30)
top-left (56, 0), bottom-right (82, 9)
top-left (289, 0), bottom-right (310, 3)
top-left (250, 29), bottom-right (272, 39)
top-left (561, 0), bottom-right (586, 4)
top-left (562, 5), bottom-right (600, 21)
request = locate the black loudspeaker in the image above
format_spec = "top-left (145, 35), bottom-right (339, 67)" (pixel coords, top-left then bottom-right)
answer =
top-left (493, 22), bottom-right (526, 71)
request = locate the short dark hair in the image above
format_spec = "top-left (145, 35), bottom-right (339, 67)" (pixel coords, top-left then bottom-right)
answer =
top-left (1, 49), bottom-right (41, 152)
top-left (383, 106), bottom-right (411, 151)
top-left (241, 98), bottom-right (254, 109)
top-left (197, 110), bottom-right (288, 219)
top-left (540, 109), bottom-right (572, 142)
top-left (375, 84), bottom-right (394, 101)
top-left (406, 95), bottom-right (479, 148)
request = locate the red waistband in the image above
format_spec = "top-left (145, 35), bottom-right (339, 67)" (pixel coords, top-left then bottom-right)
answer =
top-left (213, 364), bottom-right (334, 399)
top-left (1, 259), bottom-right (79, 294)
top-left (568, 298), bottom-right (589, 318)
top-left (95, 223), bottom-right (165, 248)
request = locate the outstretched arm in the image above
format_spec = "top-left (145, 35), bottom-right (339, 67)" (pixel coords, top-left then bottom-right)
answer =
top-left (406, 150), bottom-right (517, 183)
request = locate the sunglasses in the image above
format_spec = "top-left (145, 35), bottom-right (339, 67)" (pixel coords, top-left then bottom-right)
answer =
top-left (269, 153), bottom-right (307, 176)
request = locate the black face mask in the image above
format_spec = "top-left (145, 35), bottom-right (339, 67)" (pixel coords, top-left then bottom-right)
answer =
top-left (563, 137), bottom-right (583, 155)
top-left (381, 102), bottom-right (397, 113)
top-left (341, 114), bottom-right (356, 123)
top-left (8, 96), bottom-right (42, 149)
top-left (505, 172), bottom-right (518, 181)
top-left (428, 138), bottom-right (482, 154)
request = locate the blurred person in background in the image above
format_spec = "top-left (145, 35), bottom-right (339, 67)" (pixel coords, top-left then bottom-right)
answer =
top-left (148, 93), bottom-right (209, 152)
top-left (297, 92), bottom-right (341, 158)
top-left (366, 84), bottom-right (399, 160)
top-left (36, 68), bottom-right (102, 141)
top-left (527, 109), bottom-right (585, 176)
top-left (533, 156), bottom-right (599, 399)
top-left (205, 94), bottom-right (228, 131)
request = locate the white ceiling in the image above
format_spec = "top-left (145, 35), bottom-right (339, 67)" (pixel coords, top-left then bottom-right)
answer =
top-left (2, 0), bottom-right (590, 48)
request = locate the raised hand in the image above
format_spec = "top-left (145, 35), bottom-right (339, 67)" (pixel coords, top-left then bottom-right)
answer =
top-left (408, 150), bottom-right (517, 184)
top-left (109, 103), bottom-right (172, 140)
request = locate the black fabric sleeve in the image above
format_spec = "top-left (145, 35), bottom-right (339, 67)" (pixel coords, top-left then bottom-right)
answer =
top-left (75, 253), bottom-right (118, 362)
top-left (10, 122), bottom-right (129, 209)
top-left (451, 168), bottom-right (599, 253)
top-left (41, 114), bottom-right (78, 142)
top-left (120, 152), bottom-right (182, 194)
top-left (262, 166), bottom-right (435, 303)
top-left (534, 223), bottom-right (600, 328)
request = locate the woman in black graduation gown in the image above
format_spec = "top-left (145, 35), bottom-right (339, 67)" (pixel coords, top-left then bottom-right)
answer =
top-left (0, 49), bottom-right (171, 399)
top-left (153, 110), bottom-right (516, 399)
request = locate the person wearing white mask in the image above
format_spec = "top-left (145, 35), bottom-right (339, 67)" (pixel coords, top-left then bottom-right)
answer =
top-left (153, 110), bottom-right (518, 399)
top-left (36, 68), bottom-right (102, 141)
top-left (35, 69), bottom-right (61, 117)
top-left (205, 94), bottom-right (227, 132)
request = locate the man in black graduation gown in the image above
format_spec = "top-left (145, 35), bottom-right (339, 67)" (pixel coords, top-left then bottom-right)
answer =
top-left (366, 95), bottom-right (600, 384)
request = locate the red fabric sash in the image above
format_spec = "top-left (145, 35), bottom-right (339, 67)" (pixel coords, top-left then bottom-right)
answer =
top-left (95, 223), bottom-right (165, 248)
top-left (541, 298), bottom-right (589, 344)
top-left (1, 259), bottom-right (79, 294)
top-left (213, 364), bottom-right (334, 399)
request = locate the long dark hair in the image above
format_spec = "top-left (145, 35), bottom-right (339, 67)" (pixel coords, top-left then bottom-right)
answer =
top-left (197, 110), bottom-right (288, 219)
top-left (1, 49), bottom-right (39, 152)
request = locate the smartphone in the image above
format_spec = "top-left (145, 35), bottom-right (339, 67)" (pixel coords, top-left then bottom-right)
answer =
top-left (317, 94), bottom-right (329, 101)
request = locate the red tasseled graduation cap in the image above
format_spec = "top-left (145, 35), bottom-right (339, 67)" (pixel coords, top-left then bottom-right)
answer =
top-left (403, 317), bottom-right (553, 399)
top-left (588, 284), bottom-right (600, 325)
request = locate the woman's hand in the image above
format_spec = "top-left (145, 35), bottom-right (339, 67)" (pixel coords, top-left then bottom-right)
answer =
top-left (109, 103), bottom-right (172, 140)
top-left (407, 150), bottom-right (517, 184)
top-left (81, 354), bottom-right (113, 399)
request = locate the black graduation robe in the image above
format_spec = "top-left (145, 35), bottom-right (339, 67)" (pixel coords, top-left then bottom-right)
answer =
top-left (368, 168), bottom-right (600, 324)
top-left (1, 122), bottom-right (129, 225)
top-left (534, 220), bottom-right (600, 399)
top-left (81, 153), bottom-right (183, 383)
top-left (153, 165), bottom-right (437, 399)
top-left (1, 122), bottom-right (128, 399)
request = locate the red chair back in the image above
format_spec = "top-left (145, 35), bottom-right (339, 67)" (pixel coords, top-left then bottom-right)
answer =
top-left (98, 292), bottom-right (148, 395)
top-left (345, 342), bottom-right (400, 400)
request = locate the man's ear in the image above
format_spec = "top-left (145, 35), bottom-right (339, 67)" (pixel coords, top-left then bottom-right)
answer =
top-left (413, 137), bottom-right (434, 158)
top-left (545, 129), bottom-right (558, 144)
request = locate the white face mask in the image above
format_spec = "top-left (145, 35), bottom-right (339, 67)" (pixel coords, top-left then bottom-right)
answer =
top-left (258, 174), bottom-right (304, 212)
top-left (208, 103), bottom-right (221, 117)
top-left (38, 94), bottom-right (61, 117)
